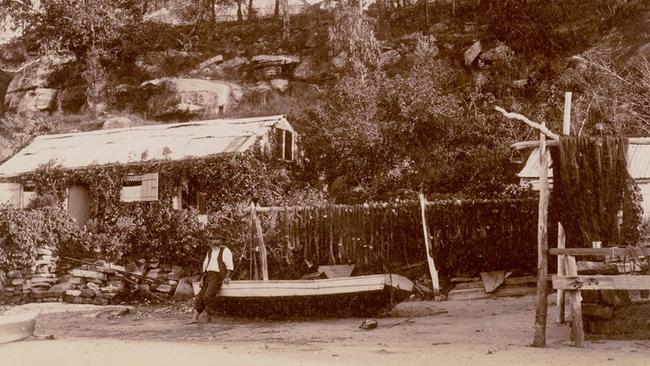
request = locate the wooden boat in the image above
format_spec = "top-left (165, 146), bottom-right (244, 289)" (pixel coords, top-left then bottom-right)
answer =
top-left (0, 312), bottom-right (37, 344)
top-left (196, 274), bottom-right (414, 318)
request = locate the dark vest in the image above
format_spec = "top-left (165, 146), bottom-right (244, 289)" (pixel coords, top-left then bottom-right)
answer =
top-left (204, 247), bottom-right (226, 273)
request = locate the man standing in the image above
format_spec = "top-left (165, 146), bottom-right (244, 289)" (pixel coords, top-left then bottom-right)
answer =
top-left (186, 232), bottom-right (233, 324)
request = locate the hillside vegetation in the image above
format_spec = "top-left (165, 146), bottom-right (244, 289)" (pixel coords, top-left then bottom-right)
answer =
top-left (1, 0), bottom-right (649, 202)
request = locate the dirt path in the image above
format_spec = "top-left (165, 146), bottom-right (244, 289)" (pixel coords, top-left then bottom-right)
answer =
top-left (2, 296), bottom-right (650, 366)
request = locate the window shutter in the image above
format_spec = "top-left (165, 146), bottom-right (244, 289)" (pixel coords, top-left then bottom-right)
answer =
top-left (0, 183), bottom-right (21, 206)
top-left (140, 173), bottom-right (159, 201)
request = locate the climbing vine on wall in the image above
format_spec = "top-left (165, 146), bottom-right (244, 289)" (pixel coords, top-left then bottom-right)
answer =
top-left (9, 150), bottom-right (294, 269)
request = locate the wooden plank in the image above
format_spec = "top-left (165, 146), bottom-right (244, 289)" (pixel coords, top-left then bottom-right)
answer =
top-left (418, 193), bottom-right (440, 295)
top-left (447, 285), bottom-right (537, 301)
top-left (453, 281), bottom-right (483, 290)
top-left (557, 222), bottom-right (566, 323)
top-left (563, 92), bottom-right (572, 135)
top-left (480, 271), bottom-right (506, 293)
top-left (552, 275), bottom-right (650, 290)
top-left (514, 137), bottom-right (650, 150)
top-left (576, 261), bottom-right (618, 275)
top-left (533, 127), bottom-right (550, 348)
top-left (564, 256), bottom-right (584, 347)
top-left (450, 277), bottom-right (480, 283)
top-left (504, 276), bottom-right (538, 285)
top-left (550, 247), bottom-right (650, 257)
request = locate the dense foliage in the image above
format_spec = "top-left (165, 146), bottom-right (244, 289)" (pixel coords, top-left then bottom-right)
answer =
top-left (297, 26), bottom-right (520, 201)
top-left (0, 204), bottom-right (84, 272)
top-left (10, 150), bottom-right (291, 269)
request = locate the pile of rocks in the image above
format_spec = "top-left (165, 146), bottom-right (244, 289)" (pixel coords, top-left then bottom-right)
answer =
top-left (124, 259), bottom-right (187, 299)
top-left (0, 247), bottom-right (59, 304)
top-left (578, 259), bottom-right (650, 339)
top-left (0, 253), bottom-right (190, 306)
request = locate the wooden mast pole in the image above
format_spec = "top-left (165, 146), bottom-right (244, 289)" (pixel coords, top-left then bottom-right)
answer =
top-left (557, 92), bottom-right (571, 323)
top-left (533, 122), bottom-right (550, 347)
top-left (418, 193), bottom-right (440, 296)
top-left (251, 203), bottom-right (269, 281)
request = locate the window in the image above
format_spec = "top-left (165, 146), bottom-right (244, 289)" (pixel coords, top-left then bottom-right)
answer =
top-left (0, 182), bottom-right (37, 208)
top-left (173, 178), bottom-right (206, 213)
top-left (273, 128), bottom-right (294, 161)
top-left (120, 173), bottom-right (159, 202)
top-left (22, 182), bottom-right (37, 208)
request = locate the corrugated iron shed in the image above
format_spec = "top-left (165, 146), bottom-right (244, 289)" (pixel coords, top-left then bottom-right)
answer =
top-left (0, 115), bottom-right (293, 178)
top-left (518, 144), bottom-right (650, 180)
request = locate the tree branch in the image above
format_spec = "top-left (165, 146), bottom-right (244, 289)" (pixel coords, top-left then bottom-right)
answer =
top-left (494, 106), bottom-right (560, 141)
top-left (0, 58), bottom-right (39, 73)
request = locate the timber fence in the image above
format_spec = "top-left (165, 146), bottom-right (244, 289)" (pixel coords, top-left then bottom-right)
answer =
top-left (252, 198), bottom-right (539, 279)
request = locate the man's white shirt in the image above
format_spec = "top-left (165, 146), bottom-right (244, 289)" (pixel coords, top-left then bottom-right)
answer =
top-left (203, 246), bottom-right (234, 272)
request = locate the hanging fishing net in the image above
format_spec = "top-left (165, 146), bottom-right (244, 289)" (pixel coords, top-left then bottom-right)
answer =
top-left (550, 136), bottom-right (642, 247)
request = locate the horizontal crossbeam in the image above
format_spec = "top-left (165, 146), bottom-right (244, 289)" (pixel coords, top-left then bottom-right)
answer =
top-left (552, 275), bottom-right (650, 290)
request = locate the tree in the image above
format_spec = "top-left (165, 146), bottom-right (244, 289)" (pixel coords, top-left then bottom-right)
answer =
top-left (247, 0), bottom-right (255, 21)
top-left (282, 0), bottom-right (289, 39)
top-left (327, 4), bottom-right (381, 69)
top-left (27, 0), bottom-right (142, 115)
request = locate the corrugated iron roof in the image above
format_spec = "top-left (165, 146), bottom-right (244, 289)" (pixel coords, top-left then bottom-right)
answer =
top-left (0, 115), bottom-right (291, 178)
top-left (626, 144), bottom-right (650, 179)
top-left (518, 143), bottom-right (650, 180)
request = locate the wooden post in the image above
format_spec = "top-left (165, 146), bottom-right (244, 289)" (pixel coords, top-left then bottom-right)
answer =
top-left (556, 91), bottom-right (571, 323)
top-left (564, 255), bottom-right (585, 347)
top-left (557, 223), bottom-right (566, 323)
top-left (563, 92), bottom-right (572, 135)
top-left (418, 193), bottom-right (440, 296)
top-left (251, 203), bottom-right (269, 281)
top-left (533, 123), bottom-right (550, 348)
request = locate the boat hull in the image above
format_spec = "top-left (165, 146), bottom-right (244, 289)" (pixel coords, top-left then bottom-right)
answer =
top-left (205, 274), bottom-right (413, 318)
top-left (0, 312), bottom-right (37, 344)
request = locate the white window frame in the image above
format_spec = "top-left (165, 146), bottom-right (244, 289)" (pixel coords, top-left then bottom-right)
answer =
top-left (120, 173), bottom-right (159, 202)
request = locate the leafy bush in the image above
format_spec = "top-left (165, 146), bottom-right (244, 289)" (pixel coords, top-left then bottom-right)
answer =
top-left (0, 205), bottom-right (85, 272)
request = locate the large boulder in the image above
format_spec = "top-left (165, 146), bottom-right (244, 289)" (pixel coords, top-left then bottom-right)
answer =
top-left (251, 55), bottom-right (300, 80)
top-left (5, 88), bottom-right (57, 112)
top-left (141, 77), bottom-right (244, 118)
top-left (102, 116), bottom-right (131, 130)
top-left (4, 55), bottom-right (73, 113)
top-left (464, 41), bottom-right (482, 66)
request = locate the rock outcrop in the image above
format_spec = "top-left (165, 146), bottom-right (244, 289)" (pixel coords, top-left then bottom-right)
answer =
top-left (141, 77), bottom-right (244, 118)
top-left (4, 55), bottom-right (73, 114)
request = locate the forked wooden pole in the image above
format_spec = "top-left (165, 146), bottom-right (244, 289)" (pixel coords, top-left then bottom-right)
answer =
top-left (495, 106), bottom-right (560, 141)
top-left (418, 193), bottom-right (440, 296)
top-left (533, 123), bottom-right (550, 348)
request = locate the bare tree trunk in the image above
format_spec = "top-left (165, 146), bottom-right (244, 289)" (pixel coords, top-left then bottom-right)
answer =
top-left (237, 0), bottom-right (243, 21)
top-left (248, 0), bottom-right (255, 21)
top-left (208, 0), bottom-right (216, 23)
top-left (274, 0), bottom-right (279, 18)
top-left (424, 0), bottom-right (428, 27)
top-left (85, 47), bottom-right (107, 116)
top-left (282, 0), bottom-right (290, 40)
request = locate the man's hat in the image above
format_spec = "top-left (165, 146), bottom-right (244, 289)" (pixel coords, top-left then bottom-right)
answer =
top-left (207, 231), bottom-right (227, 241)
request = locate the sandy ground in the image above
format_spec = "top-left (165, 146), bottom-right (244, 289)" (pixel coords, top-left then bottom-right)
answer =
top-left (1, 295), bottom-right (650, 366)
